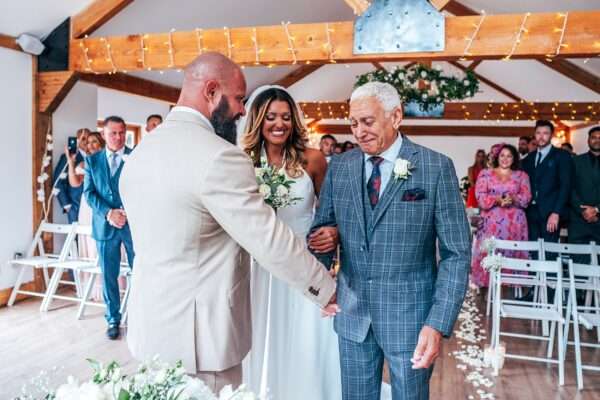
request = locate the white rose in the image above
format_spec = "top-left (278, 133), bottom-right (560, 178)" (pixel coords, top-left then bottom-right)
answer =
top-left (421, 93), bottom-right (428, 100)
top-left (154, 368), bottom-right (168, 384)
top-left (254, 167), bottom-right (264, 178)
top-left (37, 189), bottom-right (45, 197)
top-left (37, 176), bottom-right (45, 183)
top-left (259, 184), bottom-right (271, 199)
top-left (79, 382), bottom-right (107, 400)
top-left (463, 79), bottom-right (470, 86)
top-left (55, 377), bottom-right (80, 400)
top-left (420, 70), bottom-right (427, 78)
top-left (276, 185), bottom-right (289, 197)
top-left (394, 159), bottom-right (409, 177)
top-left (398, 72), bottom-right (405, 80)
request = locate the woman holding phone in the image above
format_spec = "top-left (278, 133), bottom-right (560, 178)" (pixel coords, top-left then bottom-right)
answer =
top-left (470, 144), bottom-right (532, 288)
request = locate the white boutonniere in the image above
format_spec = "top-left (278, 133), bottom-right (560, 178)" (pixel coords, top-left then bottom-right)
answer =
top-left (393, 158), bottom-right (413, 181)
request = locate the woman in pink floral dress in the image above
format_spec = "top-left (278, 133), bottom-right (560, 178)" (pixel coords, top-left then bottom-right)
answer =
top-left (471, 144), bottom-right (532, 287)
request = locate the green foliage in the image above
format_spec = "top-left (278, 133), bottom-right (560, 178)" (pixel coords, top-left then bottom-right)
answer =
top-left (355, 64), bottom-right (479, 111)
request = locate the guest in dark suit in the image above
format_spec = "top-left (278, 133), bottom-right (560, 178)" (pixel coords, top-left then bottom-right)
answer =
top-left (84, 116), bottom-right (134, 340)
top-left (53, 128), bottom-right (90, 223)
top-left (569, 127), bottom-right (600, 253)
top-left (522, 120), bottom-right (573, 245)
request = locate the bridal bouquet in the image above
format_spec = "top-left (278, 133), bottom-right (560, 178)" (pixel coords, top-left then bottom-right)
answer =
top-left (16, 357), bottom-right (256, 400)
top-left (255, 157), bottom-right (302, 210)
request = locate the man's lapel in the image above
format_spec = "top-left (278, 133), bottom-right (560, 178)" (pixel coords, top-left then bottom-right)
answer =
top-left (348, 150), bottom-right (367, 241)
top-left (371, 136), bottom-right (419, 232)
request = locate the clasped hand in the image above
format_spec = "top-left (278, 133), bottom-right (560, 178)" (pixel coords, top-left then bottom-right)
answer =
top-left (107, 209), bottom-right (127, 229)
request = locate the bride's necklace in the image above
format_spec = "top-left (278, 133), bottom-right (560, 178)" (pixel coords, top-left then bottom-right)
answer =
top-left (261, 145), bottom-right (287, 170)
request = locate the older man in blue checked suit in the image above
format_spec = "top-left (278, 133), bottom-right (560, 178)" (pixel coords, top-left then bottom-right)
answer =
top-left (84, 115), bottom-right (134, 341)
top-left (308, 82), bottom-right (471, 400)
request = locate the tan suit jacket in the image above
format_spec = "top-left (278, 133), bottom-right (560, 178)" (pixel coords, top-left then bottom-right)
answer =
top-left (120, 110), bottom-right (335, 372)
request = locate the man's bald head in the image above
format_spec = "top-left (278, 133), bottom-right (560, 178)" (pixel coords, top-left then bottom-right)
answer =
top-left (177, 52), bottom-right (247, 144)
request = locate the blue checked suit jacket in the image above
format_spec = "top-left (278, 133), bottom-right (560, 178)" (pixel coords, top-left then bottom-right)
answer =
top-left (310, 137), bottom-right (471, 352)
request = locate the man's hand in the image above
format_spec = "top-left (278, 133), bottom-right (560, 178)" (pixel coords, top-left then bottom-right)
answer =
top-left (411, 326), bottom-right (442, 369)
top-left (546, 213), bottom-right (560, 233)
top-left (581, 205), bottom-right (599, 223)
top-left (321, 290), bottom-right (340, 318)
top-left (308, 227), bottom-right (339, 253)
top-left (107, 209), bottom-right (127, 229)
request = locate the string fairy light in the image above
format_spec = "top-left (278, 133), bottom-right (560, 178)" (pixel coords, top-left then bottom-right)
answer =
top-left (195, 28), bottom-right (204, 55)
top-left (324, 22), bottom-right (336, 63)
top-left (167, 28), bottom-right (176, 68)
top-left (100, 37), bottom-right (118, 74)
top-left (251, 27), bottom-right (261, 65)
top-left (282, 21), bottom-right (297, 65)
top-left (80, 36), bottom-right (94, 73)
top-left (503, 12), bottom-right (530, 61)
top-left (461, 11), bottom-right (486, 61)
top-left (223, 26), bottom-right (233, 59)
top-left (554, 12), bottom-right (569, 57)
top-left (140, 34), bottom-right (148, 70)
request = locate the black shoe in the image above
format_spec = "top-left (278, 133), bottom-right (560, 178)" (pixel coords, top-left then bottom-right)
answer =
top-left (515, 290), bottom-right (534, 302)
top-left (107, 324), bottom-right (120, 340)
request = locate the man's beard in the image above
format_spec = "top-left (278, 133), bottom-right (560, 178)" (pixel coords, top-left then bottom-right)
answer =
top-left (210, 96), bottom-right (241, 145)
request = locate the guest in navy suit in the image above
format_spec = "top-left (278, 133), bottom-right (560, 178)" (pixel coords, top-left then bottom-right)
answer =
top-left (54, 128), bottom-right (90, 223)
top-left (84, 116), bottom-right (134, 340)
top-left (521, 120), bottom-right (572, 246)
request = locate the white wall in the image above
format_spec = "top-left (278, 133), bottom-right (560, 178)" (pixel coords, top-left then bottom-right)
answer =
top-left (0, 48), bottom-right (33, 290)
top-left (51, 82), bottom-right (98, 225)
top-left (97, 88), bottom-right (171, 136)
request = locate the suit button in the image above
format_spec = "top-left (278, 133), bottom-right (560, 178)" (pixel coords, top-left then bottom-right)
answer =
top-left (360, 246), bottom-right (366, 252)
top-left (368, 279), bottom-right (373, 284)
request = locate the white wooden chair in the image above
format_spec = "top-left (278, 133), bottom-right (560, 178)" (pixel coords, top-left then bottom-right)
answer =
top-left (486, 239), bottom-right (544, 317)
top-left (7, 221), bottom-right (77, 307)
top-left (564, 258), bottom-right (600, 390)
top-left (76, 261), bottom-right (132, 321)
top-left (40, 224), bottom-right (99, 312)
top-left (491, 257), bottom-right (565, 385)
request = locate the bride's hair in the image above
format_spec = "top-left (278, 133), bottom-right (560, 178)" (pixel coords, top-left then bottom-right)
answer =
top-left (242, 88), bottom-right (308, 178)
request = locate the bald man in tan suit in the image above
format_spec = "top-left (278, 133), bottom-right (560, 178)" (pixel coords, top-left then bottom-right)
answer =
top-left (120, 53), bottom-right (337, 394)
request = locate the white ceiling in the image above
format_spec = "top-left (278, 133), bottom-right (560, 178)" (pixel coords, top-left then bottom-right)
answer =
top-left (1, 0), bottom-right (598, 106)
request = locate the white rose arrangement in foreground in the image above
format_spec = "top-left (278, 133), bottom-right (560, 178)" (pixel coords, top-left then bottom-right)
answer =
top-left (255, 157), bottom-right (302, 210)
top-left (16, 357), bottom-right (257, 400)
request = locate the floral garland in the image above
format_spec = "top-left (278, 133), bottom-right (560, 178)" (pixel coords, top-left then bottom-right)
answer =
top-left (36, 128), bottom-right (65, 221)
top-left (355, 64), bottom-right (479, 111)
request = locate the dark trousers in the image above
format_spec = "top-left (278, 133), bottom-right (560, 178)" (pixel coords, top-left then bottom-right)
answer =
top-left (528, 206), bottom-right (560, 260)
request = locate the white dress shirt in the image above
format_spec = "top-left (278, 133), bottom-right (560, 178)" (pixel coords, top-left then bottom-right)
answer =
top-left (106, 147), bottom-right (126, 173)
top-left (536, 144), bottom-right (552, 166)
top-left (364, 134), bottom-right (403, 198)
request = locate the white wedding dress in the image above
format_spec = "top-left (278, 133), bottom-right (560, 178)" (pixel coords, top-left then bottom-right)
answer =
top-left (243, 167), bottom-right (342, 400)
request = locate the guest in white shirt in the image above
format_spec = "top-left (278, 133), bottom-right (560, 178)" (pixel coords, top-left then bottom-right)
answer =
top-left (319, 134), bottom-right (337, 163)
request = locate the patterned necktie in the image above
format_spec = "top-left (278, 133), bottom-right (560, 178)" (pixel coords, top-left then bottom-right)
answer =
top-left (367, 156), bottom-right (385, 209)
top-left (109, 153), bottom-right (119, 176)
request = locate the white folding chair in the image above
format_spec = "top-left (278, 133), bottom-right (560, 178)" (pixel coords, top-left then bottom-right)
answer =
top-left (565, 258), bottom-right (600, 390)
top-left (77, 261), bottom-right (132, 321)
top-left (490, 257), bottom-right (565, 385)
top-left (40, 224), bottom-right (99, 312)
top-left (7, 221), bottom-right (76, 307)
top-left (486, 239), bottom-right (544, 317)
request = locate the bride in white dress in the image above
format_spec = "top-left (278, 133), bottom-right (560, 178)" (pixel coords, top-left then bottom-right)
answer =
top-left (238, 86), bottom-right (342, 400)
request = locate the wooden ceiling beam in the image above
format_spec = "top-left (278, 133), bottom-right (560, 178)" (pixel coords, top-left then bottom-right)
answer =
top-left (449, 61), bottom-right (523, 102)
top-left (71, 0), bottom-right (134, 39)
top-left (0, 33), bottom-right (23, 52)
top-left (298, 101), bottom-right (599, 121)
top-left (468, 59), bottom-right (483, 70)
top-left (69, 11), bottom-right (600, 74)
top-left (315, 123), bottom-right (535, 137)
top-left (538, 58), bottom-right (600, 95)
top-left (38, 71), bottom-right (79, 113)
top-left (79, 72), bottom-right (180, 104)
top-left (445, 1), bottom-right (600, 96)
top-left (430, 0), bottom-right (452, 11)
top-left (274, 64), bottom-right (323, 88)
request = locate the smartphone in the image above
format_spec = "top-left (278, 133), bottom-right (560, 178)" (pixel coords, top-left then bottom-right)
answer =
top-left (67, 136), bottom-right (77, 154)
